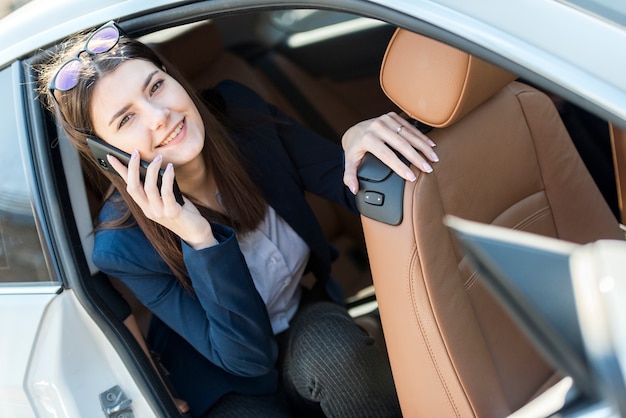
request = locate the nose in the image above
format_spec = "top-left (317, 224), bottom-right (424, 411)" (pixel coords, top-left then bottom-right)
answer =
top-left (146, 101), bottom-right (170, 131)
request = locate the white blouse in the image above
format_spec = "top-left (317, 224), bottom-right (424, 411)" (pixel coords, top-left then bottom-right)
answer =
top-left (236, 206), bottom-right (310, 334)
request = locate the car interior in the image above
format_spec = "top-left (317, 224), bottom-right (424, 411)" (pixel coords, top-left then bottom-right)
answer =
top-left (33, 6), bottom-right (626, 417)
top-left (359, 27), bottom-right (625, 417)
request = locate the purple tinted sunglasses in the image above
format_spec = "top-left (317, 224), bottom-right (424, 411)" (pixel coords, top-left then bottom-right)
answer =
top-left (48, 21), bottom-right (121, 94)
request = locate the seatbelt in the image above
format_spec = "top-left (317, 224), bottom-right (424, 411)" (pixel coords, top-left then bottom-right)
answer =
top-left (254, 52), bottom-right (340, 143)
top-left (609, 122), bottom-right (626, 224)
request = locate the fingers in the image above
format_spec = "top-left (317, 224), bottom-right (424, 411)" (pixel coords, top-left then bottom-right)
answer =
top-left (107, 150), bottom-right (180, 212)
top-left (342, 112), bottom-right (439, 195)
top-left (160, 162), bottom-right (186, 208)
top-left (141, 153), bottom-right (159, 199)
top-left (106, 151), bottom-right (213, 248)
top-left (174, 398), bottom-right (189, 414)
top-left (389, 112), bottom-right (436, 149)
top-left (381, 113), bottom-right (439, 170)
top-left (126, 149), bottom-right (143, 195)
top-left (112, 149), bottom-right (148, 205)
top-left (342, 154), bottom-right (362, 195)
top-left (107, 151), bottom-right (149, 205)
top-left (106, 153), bottom-right (128, 179)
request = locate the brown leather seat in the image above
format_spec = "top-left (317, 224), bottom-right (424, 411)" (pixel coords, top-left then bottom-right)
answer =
top-left (360, 29), bottom-right (624, 417)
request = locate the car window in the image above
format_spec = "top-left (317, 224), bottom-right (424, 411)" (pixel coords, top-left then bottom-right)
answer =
top-left (560, 0), bottom-right (626, 28)
top-left (0, 67), bottom-right (52, 284)
top-left (0, 0), bottom-right (32, 20)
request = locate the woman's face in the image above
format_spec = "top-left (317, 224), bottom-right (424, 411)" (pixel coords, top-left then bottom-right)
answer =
top-left (90, 59), bottom-right (205, 167)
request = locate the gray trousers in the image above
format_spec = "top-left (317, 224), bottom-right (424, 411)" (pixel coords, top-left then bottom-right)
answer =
top-left (207, 301), bottom-right (401, 417)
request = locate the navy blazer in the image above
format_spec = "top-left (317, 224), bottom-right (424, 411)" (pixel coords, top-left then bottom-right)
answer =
top-left (93, 80), bottom-right (357, 416)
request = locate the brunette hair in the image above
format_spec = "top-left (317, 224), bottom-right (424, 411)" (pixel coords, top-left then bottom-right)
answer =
top-left (37, 27), bottom-right (266, 287)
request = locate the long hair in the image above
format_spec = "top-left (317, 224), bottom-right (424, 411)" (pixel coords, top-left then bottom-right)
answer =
top-left (37, 29), bottom-right (267, 288)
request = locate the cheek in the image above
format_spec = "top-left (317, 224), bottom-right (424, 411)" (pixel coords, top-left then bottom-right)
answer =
top-left (190, 97), bottom-right (204, 126)
top-left (103, 128), bottom-right (150, 156)
top-left (184, 99), bottom-right (205, 135)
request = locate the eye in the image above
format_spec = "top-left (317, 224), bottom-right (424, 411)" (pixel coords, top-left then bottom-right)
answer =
top-left (150, 79), bottom-right (163, 95)
top-left (118, 113), bottom-right (132, 129)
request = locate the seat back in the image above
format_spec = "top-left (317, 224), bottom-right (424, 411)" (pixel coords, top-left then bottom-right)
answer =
top-left (361, 29), bottom-right (624, 417)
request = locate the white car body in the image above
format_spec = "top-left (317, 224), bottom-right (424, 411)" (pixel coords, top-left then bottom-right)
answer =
top-left (1, 0), bottom-right (625, 416)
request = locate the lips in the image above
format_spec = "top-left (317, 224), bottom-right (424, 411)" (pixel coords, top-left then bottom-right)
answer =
top-left (157, 120), bottom-right (184, 148)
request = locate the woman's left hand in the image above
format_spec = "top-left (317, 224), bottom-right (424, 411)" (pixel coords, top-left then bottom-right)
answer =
top-left (342, 111), bottom-right (438, 194)
top-left (174, 398), bottom-right (190, 415)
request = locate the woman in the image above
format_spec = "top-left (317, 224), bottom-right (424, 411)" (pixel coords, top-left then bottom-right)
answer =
top-left (38, 21), bottom-right (438, 417)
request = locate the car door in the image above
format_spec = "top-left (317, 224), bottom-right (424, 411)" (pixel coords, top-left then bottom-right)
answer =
top-left (0, 61), bottom-right (158, 418)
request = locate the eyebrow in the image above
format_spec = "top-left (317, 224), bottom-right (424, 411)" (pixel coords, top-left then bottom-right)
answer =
top-left (107, 70), bottom-right (159, 126)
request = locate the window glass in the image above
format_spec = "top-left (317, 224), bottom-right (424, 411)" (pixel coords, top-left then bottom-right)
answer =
top-left (0, 0), bottom-right (32, 20)
top-left (0, 67), bottom-right (51, 283)
top-left (560, 0), bottom-right (626, 28)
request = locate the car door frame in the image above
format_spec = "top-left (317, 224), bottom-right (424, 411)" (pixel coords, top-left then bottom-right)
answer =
top-left (7, 56), bottom-right (181, 416)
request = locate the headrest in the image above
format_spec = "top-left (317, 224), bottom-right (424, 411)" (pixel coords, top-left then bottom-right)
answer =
top-left (380, 29), bottom-right (517, 128)
top-left (147, 21), bottom-right (223, 80)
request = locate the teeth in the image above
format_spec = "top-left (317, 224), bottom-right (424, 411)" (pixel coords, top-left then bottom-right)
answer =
top-left (158, 121), bottom-right (183, 147)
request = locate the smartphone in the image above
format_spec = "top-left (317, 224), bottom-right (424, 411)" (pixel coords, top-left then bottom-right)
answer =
top-left (86, 136), bottom-right (185, 206)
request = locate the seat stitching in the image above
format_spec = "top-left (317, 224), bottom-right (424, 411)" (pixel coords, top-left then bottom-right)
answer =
top-left (513, 205), bottom-right (551, 231)
top-left (509, 86), bottom-right (560, 233)
top-left (463, 204), bottom-right (551, 290)
top-left (408, 244), bottom-right (463, 417)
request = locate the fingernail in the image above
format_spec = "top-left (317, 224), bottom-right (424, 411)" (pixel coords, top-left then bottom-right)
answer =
top-left (349, 184), bottom-right (357, 195)
top-left (131, 149), bottom-right (139, 160)
top-left (154, 154), bottom-right (163, 163)
top-left (166, 163), bottom-right (173, 172)
top-left (422, 162), bottom-right (433, 173)
top-left (406, 170), bottom-right (417, 182)
top-left (429, 140), bottom-right (437, 147)
top-left (430, 151), bottom-right (439, 162)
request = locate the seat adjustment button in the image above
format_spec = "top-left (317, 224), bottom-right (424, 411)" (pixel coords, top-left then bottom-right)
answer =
top-left (364, 191), bottom-right (384, 206)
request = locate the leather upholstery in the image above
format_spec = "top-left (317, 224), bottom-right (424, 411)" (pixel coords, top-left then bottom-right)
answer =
top-left (363, 28), bottom-right (624, 417)
top-left (380, 29), bottom-right (517, 128)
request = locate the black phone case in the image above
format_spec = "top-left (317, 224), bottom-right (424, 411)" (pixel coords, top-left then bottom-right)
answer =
top-left (86, 136), bottom-right (184, 205)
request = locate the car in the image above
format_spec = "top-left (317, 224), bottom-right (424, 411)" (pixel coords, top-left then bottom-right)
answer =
top-left (1, 0), bottom-right (625, 417)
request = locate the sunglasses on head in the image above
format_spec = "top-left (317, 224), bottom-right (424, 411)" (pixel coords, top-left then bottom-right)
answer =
top-left (48, 21), bottom-right (122, 95)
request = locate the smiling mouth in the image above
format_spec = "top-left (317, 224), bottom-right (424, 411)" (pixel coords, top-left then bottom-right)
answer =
top-left (157, 120), bottom-right (184, 148)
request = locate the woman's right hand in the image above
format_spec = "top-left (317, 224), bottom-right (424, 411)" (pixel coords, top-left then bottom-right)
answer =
top-left (106, 150), bottom-right (218, 250)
